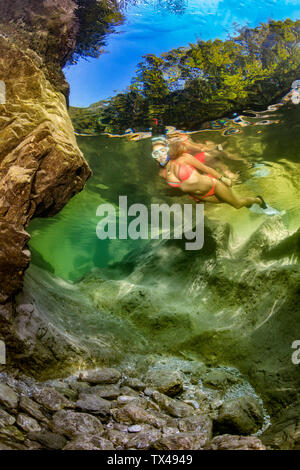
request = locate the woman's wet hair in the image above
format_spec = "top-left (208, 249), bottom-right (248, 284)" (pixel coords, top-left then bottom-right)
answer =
top-left (166, 132), bottom-right (189, 142)
top-left (152, 139), bottom-right (168, 149)
top-left (168, 140), bottom-right (187, 159)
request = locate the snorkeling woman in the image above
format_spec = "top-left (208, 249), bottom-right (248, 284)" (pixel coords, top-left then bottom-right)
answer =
top-left (166, 132), bottom-right (239, 181)
top-left (152, 139), bottom-right (267, 209)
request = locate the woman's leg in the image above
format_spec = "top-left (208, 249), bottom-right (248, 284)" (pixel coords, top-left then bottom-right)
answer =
top-left (214, 181), bottom-right (262, 209)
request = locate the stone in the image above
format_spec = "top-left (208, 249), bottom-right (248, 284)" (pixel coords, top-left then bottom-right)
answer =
top-left (128, 425), bottom-right (142, 433)
top-left (202, 368), bottom-right (241, 390)
top-left (0, 439), bottom-right (27, 450)
top-left (261, 402), bottom-right (300, 450)
top-left (84, 384), bottom-right (121, 399)
top-left (178, 414), bottom-right (213, 446)
top-left (0, 383), bottom-right (18, 409)
top-left (52, 410), bottom-right (103, 438)
top-left (63, 435), bottom-right (114, 450)
top-left (205, 434), bottom-right (266, 450)
top-left (152, 432), bottom-right (203, 450)
top-left (19, 396), bottom-right (48, 423)
top-left (144, 388), bottom-right (155, 397)
top-left (75, 393), bottom-right (111, 416)
top-left (152, 391), bottom-right (195, 418)
top-left (126, 428), bottom-right (162, 450)
top-left (214, 396), bottom-right (264, 435)
top-left (119, 386), bottom-right (140, 397)
top-left (28, 430), bottom-right (67, 450)
top-left (144, 370), bottom-right (183, 397)
top-left (0, 425), bottom-right (25, 442)
top-left (24, 439), bottom-right (43, 450)
top-left (103, 429), bottom-right (130, 448)
top-left (48, 383), bottom-right (78, 401)
top-left (117, 395), bottom-right (147, 408)
top-left (33, 387), bottom-right (73, 411)
top-left (16, 413), bottom-right (41, 433)
top-left (79, 368), bottom-right (121, 385)
top-left (110, 404), bottom-right (165, 429)
top-left (122, 377), bottom-right (145, 391)
top-left (0, 407), bottom-right (15, 427)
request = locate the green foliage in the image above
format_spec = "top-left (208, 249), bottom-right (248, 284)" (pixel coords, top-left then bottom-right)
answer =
top-left (100, 19), bottom-right (300, 132)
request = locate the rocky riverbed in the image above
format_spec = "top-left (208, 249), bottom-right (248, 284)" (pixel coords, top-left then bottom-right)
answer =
top-left (0, 360), bottom-right (269, 450)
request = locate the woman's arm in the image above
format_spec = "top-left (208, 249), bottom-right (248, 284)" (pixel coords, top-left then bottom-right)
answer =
top-left (186, 141), bottom-right (206, 154)
top-left (182, 153), bottom-right (232, 186)
top-left (182, 153), bottom-right (221, 179)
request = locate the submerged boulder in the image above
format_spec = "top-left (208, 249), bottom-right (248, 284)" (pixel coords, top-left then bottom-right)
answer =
top-left (79, 368), bottom-right (121, 385)
top-left (214, 396), bottom-right (264, 435)
top-left (144, 369), bottom-right (183, 397)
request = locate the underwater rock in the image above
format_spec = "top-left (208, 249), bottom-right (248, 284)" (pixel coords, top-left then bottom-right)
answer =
top-left (177, 414), bottom-right (213, 441)
top-left (79, 384), bottom-right (121, 400)
top-left (205, 434), bottom-right (266, 450)
top-left (128, 424), bottom-right (142, 433)
top-left (119, 386), bottom-right (140, 397)
top-left (33, 387), bottom-right (73, 412)
top-left (122, 377), bottom-right (146, 392)
top-left (126, 428), bottom-right (162, 450)
top-left (103, 429), bottom-right (130, 448)
top-left (79, 368), bottom-right (121, 385)
top-left (214, 396), bottom-right (264, 435)
top-left (19, 396), bottom-right (49, 423)
top-left (52, 410), bottom-right (104, 438)
top-left (117, 395), bottom-right (147, 408)
top-left (202, 369), bottom-right (242, 391)
top-left (151, 432), bottom-right (203, 451)
top-left (16, 413), bottom-right (41, 433)
top-left (144, 369), bottom-right (183, 397)
top-left (261, 400), bottom-right (300, 450)
top-left (63, 435), bottom-right (114, 450)
top-left (110, 403), bottom-right (165, 428)
top-left (0, 425), bottom-right (25, 442)
top-left (0, 408), bottom-right (16, 427)
top-left (0, 383), bottom-right (18, 409)
top-left (152, 391), bottom-right (195, 418)
top-left (75, 393), bottom-right (111, 416)
top-left (27, 430), bottom-right (67, 450)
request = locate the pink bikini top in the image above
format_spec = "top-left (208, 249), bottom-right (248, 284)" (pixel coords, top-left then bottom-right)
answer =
top-left (163, 152), bottom-right (206, 187)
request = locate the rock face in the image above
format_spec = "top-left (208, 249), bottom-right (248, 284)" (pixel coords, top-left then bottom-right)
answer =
top-left (0, 35), bottom-right (91, 303)
top-left (0, 0), bottom-right (79, 98)
top-left (0, 1), bottom-right (91, 367)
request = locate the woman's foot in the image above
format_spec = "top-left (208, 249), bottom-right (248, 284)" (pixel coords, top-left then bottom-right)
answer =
top-left (256, 195), bottom-right (268, 209)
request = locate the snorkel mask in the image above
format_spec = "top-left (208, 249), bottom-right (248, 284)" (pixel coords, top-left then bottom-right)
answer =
top-left (151, 137), bottom-right (170, 166)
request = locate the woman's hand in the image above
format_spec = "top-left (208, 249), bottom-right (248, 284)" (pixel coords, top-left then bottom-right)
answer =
top-left (220, 176), bottom-right (232, 187)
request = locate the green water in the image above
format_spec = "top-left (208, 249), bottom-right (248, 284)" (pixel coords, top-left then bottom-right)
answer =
top-left (28, 102), bottom-right (300, 281)
top-left (25, 100), bottom-right (300, 421)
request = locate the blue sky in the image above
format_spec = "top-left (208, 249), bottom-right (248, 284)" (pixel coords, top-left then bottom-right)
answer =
top-left (64, 0), bottom-right (300, 107)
